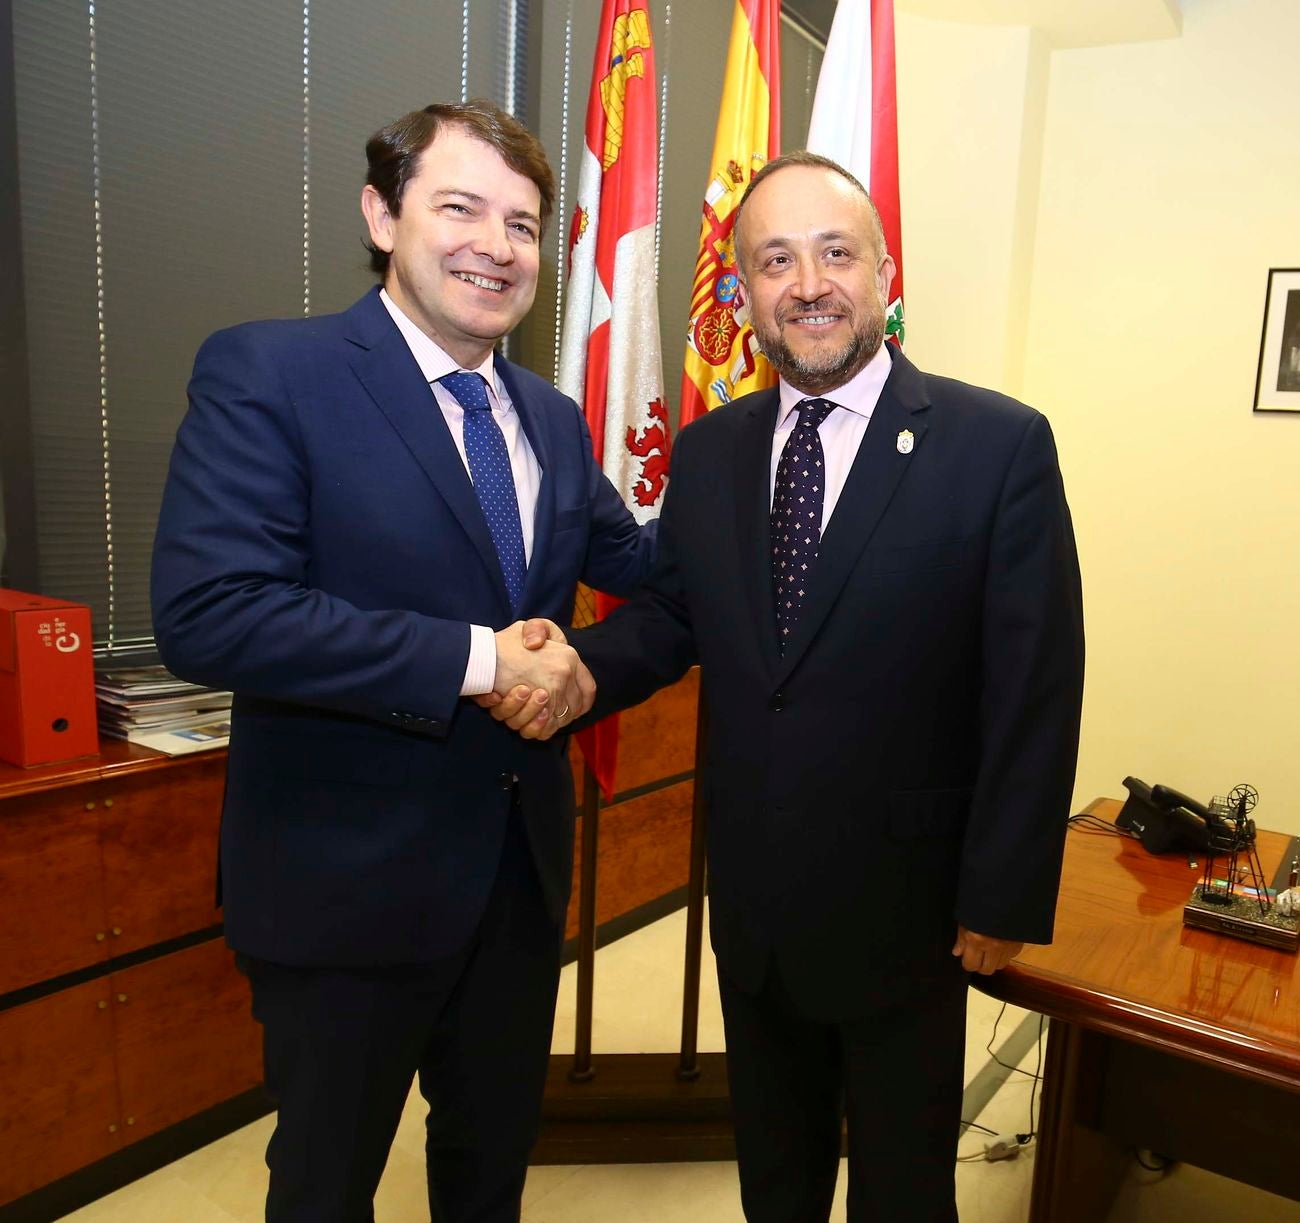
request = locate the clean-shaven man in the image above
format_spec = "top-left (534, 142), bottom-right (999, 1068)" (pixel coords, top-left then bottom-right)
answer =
top-left (152, 100), bottom-right (654, 1222)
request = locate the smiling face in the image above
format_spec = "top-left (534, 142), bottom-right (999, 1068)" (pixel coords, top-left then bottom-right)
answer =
top-left (735, 164), bottom-right (895, 396)
top-left (361, 123), bottom-right (542, 368)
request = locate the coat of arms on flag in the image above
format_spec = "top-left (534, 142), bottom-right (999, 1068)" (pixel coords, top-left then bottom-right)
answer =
top-left (679, 0), bottom-right (782, 426)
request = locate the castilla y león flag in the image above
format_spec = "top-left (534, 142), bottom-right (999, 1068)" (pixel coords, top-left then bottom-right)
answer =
top-left (679, 0), bottom-right (782, 427)
top-left (807, 0), bottom-right (905, 346)
top-left (558, 0), bottom-right (669, 799)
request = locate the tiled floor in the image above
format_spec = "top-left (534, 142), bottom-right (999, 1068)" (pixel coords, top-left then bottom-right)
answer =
top-left (62, 905), bottom-right (1300, 1222)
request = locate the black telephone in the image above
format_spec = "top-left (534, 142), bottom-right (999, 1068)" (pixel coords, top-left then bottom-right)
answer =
top-left (1115, 776), bottom-right (1212, 854)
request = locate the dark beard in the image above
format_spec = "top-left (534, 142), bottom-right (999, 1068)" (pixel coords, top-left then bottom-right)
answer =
top-left (753, 306), bottom-right (885, 396)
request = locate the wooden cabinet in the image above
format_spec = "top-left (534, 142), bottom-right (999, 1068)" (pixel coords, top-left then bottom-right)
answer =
top-left (0, 744), bottom-right (261, 1211)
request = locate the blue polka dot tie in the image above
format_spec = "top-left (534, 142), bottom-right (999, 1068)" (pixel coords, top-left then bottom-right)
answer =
top-left (438, 370), bottom-right (526, 611)
top-left (771, 397), bottom-right (836, 651)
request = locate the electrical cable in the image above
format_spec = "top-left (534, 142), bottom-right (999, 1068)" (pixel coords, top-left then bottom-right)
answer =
top-left (984, 1003), bottom-right (1044, 1080)
top-left (957, 1005), bottom-right (1048, 1164)
top-left (1067, 812), bottom-right (1135, 838)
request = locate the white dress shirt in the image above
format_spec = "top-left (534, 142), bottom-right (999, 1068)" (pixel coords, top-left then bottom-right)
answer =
top-left (380, 289), bottom-right (539, 695)
top-left (769, 340), bottom-right (893, 528)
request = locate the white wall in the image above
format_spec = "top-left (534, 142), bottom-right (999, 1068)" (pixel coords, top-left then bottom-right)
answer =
top-left (894, 16), bottom-right (1045, 395)
top-left (896, 0), bottom-right (1300, 831)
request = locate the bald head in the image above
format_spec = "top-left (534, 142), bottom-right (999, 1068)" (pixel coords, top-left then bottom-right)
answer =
top-left (730, 152), bottom-right (896, 396)
top-left (733, 150), bottom-right (887, 281)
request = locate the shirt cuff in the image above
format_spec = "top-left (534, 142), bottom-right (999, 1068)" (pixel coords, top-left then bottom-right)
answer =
top-left (460, 624), bottom-right (497, 696)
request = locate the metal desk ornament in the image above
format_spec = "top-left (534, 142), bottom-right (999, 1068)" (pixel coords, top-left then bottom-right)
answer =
top-left (1155, 784), bottom-right (1300, 952)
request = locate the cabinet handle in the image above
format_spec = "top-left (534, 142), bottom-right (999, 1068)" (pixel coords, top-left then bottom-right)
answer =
top-left (108, 1123), bottom-right (118, 1133)
top-left (104, 798), bottom-right (114, 808)
top-left (85, 801), bottom-right (96, 811)
top-left (95, 932), bottom-right (107, 942)
top-left (97, 1000), bottom-right (108, 1010)
top-left (116, 993), bottom-right (128, 1003)
top-left (125, 1116), bottom-right (135, 1126)
top-left (111, 927), bottom-right (122, 937)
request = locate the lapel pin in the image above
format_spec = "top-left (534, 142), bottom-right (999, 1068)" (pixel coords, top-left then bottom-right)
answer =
top-left (896, 429), bottom-right (914, 455)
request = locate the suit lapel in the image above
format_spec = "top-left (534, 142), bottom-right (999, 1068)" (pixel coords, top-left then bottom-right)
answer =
top-left (734, 389), bottom-right (782, 678)
top-left (342, 292), bottom-right (513, 615)
top-left (776, 347), bottom-right (931, 680)
top-left (495, 356), bottom-right (554, 614)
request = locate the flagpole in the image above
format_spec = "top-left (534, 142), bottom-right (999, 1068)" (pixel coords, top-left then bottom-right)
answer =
top-left (570, 759), bottom-right (601, 1082)
top-left (676, 699), bottom-right (710, 1080)
top-left (538, 678), bottom-right (733, 1165)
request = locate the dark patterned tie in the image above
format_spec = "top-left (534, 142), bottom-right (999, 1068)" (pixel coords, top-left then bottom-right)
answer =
top-left (438, 370), bottom-right (526, 610)
top-left (771, 397), bottom-right (837, 650)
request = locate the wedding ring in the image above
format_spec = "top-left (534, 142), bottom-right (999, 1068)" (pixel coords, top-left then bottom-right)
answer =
top-left (556, 705), bottom-right (571, 720)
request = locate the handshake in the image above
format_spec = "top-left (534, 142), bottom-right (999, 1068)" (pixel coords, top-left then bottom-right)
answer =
top-left (480, 620), bottom-right (592, 740)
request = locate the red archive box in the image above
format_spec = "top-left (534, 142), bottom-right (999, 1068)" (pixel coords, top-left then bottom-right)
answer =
top-left (0, 589), bottom-right (99, 767)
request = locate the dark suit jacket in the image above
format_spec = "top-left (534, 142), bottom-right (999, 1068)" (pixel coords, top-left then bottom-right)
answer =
top-left (573, 346), bottom-right (1084, 1020)
top-left (151, 288), bottom-right (653, 967)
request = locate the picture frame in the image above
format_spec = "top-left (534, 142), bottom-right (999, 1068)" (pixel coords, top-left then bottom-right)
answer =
top-left (1253, 268), bottom-right (1300, 413)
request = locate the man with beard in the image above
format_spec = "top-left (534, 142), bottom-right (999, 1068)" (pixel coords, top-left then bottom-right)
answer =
top-left (485, 151), bottom-right (1085, 1222)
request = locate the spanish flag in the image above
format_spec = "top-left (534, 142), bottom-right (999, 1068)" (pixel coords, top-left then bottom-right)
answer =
top-left (679, 0), bottom-right (782, 427)
top-left (558, 0), bottom-right (668, 798)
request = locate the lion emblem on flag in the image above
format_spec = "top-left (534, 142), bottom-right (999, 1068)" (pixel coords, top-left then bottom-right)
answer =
top-left (625, 397), bottom-right (671, 508)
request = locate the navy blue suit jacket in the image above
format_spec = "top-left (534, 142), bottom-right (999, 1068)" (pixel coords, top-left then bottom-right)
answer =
top-left (572, 346), bottom-right (1085, 1019)
top-left (152, 288), bottom-right (654, 966)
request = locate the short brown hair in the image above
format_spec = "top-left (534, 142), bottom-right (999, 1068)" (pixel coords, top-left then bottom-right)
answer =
top-left (733, 150), bottom-right (887, 274)
top-left (363, 99), bottom-right (557, 276)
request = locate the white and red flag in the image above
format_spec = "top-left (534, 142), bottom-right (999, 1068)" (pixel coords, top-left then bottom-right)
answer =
top-left (558, 0), bottom-right (669, 798)
top-left (807, 0), bottom-right (905, 346)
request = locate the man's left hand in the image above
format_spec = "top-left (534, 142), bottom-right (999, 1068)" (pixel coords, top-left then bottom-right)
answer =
top-left (951, 926), bottom-right (1023, 975)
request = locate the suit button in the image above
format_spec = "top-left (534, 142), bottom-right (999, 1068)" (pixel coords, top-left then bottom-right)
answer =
top-left (769, 690), bottom-right (784, 712)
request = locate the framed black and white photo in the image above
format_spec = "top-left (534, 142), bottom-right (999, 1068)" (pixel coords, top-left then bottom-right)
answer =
top-left (1253, 268), bottom-right (1300, 412)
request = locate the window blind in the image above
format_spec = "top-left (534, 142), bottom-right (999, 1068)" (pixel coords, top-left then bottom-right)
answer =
top-left (11, 0), bottom-right (497, 653)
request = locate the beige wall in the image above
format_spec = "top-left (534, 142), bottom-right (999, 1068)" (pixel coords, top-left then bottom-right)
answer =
top-left (895, 0), bottom-right (1300, 832)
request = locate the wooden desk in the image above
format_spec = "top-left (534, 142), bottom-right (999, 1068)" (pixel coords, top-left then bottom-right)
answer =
top-left (976, 798), bottom-right (1300, 1220)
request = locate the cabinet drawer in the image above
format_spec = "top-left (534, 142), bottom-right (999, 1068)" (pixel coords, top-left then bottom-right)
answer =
top-left (111, 938), bottom-right (262, 1141)
top-left (0, 790), bottom-right (108, 995)
top-left (98, 754), bottom-right (227, 954)
top-left (0, 980), bottom-right (122, 1206)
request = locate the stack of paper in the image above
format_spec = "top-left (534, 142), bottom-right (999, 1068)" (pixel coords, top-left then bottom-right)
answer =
top-left (96, 665), bottom-right (232, 755)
